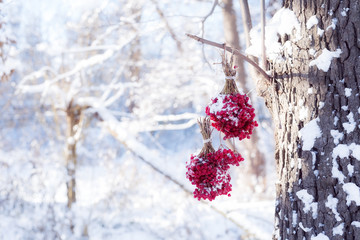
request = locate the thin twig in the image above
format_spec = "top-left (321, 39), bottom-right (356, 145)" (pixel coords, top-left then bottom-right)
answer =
top-left (150, 0), bottom-right (183, 52)
top-left (200, 0), bottom-right (219, 69)
top-left (186, 33), bottom-right (271, 82)
top-left (200, 0), bottom-right (219, 36)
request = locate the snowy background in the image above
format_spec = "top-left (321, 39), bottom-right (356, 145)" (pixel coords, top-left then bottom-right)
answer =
top-left (0, 0), bottom-right (276, 239)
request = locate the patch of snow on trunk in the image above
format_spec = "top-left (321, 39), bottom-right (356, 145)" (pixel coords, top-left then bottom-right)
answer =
top-left (325, 194), bottom-right (341, 221)
top-left (299, 117), bottom-right (321, 151)
top-left (306, 16), bottom-right (318, 29)
top-left (311, 233), bottom-right (330, 240)
top-left (309, 48), bottom-right (342, 72)
top-left (296, 189), bottom-right (318, 218)
top-left (332, 223), bottom-right (344, 236)
top-left (343, 112), bottom-right (356, 134)
top-left (343, 183), bottom-right (360, 206)
top-left (246, 7), bottom-right (300, 61)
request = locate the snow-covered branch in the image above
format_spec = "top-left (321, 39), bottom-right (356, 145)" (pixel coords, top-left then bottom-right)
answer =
top-left (186, 34), bottom-right (271, 81)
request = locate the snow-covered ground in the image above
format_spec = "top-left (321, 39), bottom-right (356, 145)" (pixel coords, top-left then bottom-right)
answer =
top-left (0, 0), bottom-right (276, 239)
top-left (0, 123), bottom-right (275, 240)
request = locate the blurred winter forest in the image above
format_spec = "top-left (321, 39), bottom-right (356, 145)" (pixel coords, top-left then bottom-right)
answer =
top-left (0, 0), bottom-right (277, 239)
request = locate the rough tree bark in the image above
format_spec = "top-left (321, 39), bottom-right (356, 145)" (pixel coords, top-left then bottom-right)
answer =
top-left (254, 0), bottom-right (360, 239)
top-left (222, 0), bottom-right (267, 190)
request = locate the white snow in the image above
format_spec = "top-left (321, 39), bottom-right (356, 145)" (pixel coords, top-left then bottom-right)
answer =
top-left (309, 48), bottom-right (342, 72)
top-left (332, 157), bottom-right (345, 184)
top-left (0, 0), bottom-right (279, 239)
top-left (317, 27), bottom-right (324, 36)
top-left (283, 40), bottom-right (293, 56)
top-left (326, 18), bottom-right (338, 31)
top-left (341, 8), bottom-right (350, 16)
top-left (308, 88), bottom-right (314, 94)
top-left (325, 194), bottom-right (341, 221)
top-left (246, 7), bottom-right (301, 61)
top-left (299, 222), bottom-right (311, 232)
top-left (343, 112), bottom-right (356, 134)
top-left (299, 106), bottom-right (308, 120)
top-left (292, 211), bottom-right (297, 226)
top-left (352, 221), bottom-right (360, 228)
top-left (345, 88), bottom-right (352, 97)
top-left (296, 189), bottom-right (318, 218)
top-left (347, 164), bottom-right (354, 176)
top-left (209, 94), bottom-right (226, 114)
top-left (269, 8), bottom-right (300, 38)
top-left (290, 158), bottom-right (295, 168)
top-left (333, 223), bottom-right (344, 235)
top-left (309, 49), bottom-right (316, 56)
top-left (311, 233), bottom-right (329, 240)
top-left (330, 130), bottom-right (344, 145)
top-left (343, 183), bottom-right (360, 206)
top-left (311, 151), bottom-right (316, 169)
top-left (319, 102), bottom-right (325, 109)
top-left (67, 137), bottom-right (75, 145)
top-left (307, 16), bottom-right (318, 29)
top-left (298, 158), bottom-right (302, 169)
top-left (342, 106), bottom-right (349, 111)
top-left (299, 117), bottom-right (322, 151)
top-left (333, 143), bottom-right (360, 161)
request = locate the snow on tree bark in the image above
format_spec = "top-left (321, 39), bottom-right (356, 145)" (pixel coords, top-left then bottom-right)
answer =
top-left (256, 0), bottom-right (360, 239)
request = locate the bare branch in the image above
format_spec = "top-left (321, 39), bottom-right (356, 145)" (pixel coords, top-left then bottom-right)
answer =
top-left (199, 0), bottom-right (219, 68)
top-left (186, 33), bottom-right (271, 82)
top-left (150, 0), bottom-right (183, 52)
top-left (200, 0), bottom-right (219, 37)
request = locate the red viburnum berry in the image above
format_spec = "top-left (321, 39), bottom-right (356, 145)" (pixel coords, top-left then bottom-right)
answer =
top-left (185, 148), bottom-right (244, 201)
top-left (205, 93), bottom-right (258, 141)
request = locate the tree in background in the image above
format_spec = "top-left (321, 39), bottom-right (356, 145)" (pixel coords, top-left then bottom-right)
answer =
top-left (221, 0), bottom-right (267, 191)
top-left (9, 0), bottom-right (240, 238)
top-left (0, 0), bottom-right (15, 81)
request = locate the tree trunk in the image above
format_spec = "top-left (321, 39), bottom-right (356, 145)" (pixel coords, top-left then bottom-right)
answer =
top-left (65, 114), bottom-right (77, 210)
top-left (65, 101), bottom-right (82, 210)
top-left (239, 0), bottom-right (253, 48)
top-left (222, 0), bottom-right (246, 84)
top-left (222, 0), bottom-right (267, 190)
top-left (257, 0), bottom-right (360, 239)
top-left (126, 3), bottom-right (142, 112)
top-left (0, 0), bottom-right (14, 82)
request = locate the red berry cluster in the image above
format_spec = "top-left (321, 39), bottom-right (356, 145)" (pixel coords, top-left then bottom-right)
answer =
top-left (186, 149), bottom-right (244, 201)
top-left (205, 93), bottom-right (258, 140)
